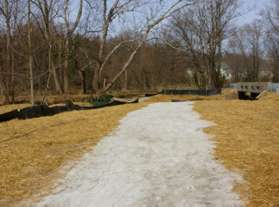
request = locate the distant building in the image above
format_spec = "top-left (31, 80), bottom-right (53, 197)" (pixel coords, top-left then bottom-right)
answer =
top-left (220, 63), bottom-right (232, 81)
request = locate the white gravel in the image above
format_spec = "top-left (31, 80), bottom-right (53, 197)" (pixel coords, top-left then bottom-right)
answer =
top-left (35, 102), bottom-right (243, 207)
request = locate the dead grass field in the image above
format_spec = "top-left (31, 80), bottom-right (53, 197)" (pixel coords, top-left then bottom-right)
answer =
top-left (146, 94), bottom-right (223, 102)
top-left (0, 102), bottom-right (146, 206)
top-left (0, 94), bottom-right (92, 106)
top-left (0, 104), bottom-right (30, 114)
top-left (1, 93), bottom-right (279, 206)
top-left (195, 98), bottom-right (279, 207)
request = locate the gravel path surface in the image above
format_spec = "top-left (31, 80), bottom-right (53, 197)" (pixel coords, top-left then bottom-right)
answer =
top-left (36, 102), bottom-right (243, 207)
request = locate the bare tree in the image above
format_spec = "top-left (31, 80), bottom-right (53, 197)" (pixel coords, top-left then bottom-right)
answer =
top-left (0, 0), bottom-right (20, 103)
top-left (264, 0), bottom-right (279, 82)
top-left (266, 33), bottom-right (279, 82)
top-left (31, 0), bottom-right (63, 94)
top-left (62, 0), bottom-right (83, 93)
top-left (84, 0), bottom-right (143, 92)
top-left (28, 0), bottom-right (35, 105)
top-left (0, 0), bottom-right (265, 103)
top-left (85, 0), bottom-right (193, 94)
top-left (230, 22), bottom-right (263, 81)
top-left (167, 0), bottom-right (238, 89)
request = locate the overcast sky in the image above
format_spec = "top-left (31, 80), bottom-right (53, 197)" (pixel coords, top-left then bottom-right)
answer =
top-left (73, 0), bottom-right (273, 33)
top-left (239, 0), bottom-right (272, 24)
top-left (161, 0), bottom-right (272, 26)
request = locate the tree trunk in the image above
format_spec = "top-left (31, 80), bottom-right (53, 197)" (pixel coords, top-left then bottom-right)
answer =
top-left (123, 69), bottom-right (128, 90)
top-left (10, 51), bottom-right (15, 103)
top-left (6, 20), bottom-right (12, 103)
top-left (92, 67), bottom-right (100, 93)
top-left (28, 0), bottom-right (34, 105)
top-left (64, 37), bottom-right (70, 93)
top-left (48, 44), bottom-right (63, 94)
top-left (0, 77), bottom-right (9, 104)
top-left (272, 62), bottom-right (279, 82)
top-left (80, 70), bottom-right (87, 94)
top-left (102, 42), bottom-right (143, 93)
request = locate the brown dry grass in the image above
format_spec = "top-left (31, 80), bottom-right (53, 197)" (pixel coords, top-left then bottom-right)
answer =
top-left (0, 91), bottom-right (157, 105)
top-left (1, 93), bottom-right (279, 206)
top-left (195, 99), bottom-right (279, 207)
top-left (221, 88), bottom-right (239, 100)
top-left (0, 102), bottom-right (146, 206)
top-left (0, 104), bottom-right (30, 114)
top-left (0, 94), bottom-right (92, 106)
top-left (146, 94), bottom-right (223, 102)
top-left (257, 91), bottom-right (279, 101)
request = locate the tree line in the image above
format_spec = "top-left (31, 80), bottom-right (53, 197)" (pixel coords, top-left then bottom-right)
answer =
top-left (0, 0), bottom-right (278, 104)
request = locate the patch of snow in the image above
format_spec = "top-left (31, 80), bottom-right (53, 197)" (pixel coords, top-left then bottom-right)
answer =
top-left (35, 102), bottom-right (243, 207)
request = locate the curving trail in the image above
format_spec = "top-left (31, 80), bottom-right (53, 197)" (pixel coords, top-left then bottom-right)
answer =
top-left (36, 102), bottom-right (243, 207)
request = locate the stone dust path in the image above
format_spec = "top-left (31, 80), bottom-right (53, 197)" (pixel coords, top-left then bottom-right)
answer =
top-left (36, 102), bottom-right (243, 207)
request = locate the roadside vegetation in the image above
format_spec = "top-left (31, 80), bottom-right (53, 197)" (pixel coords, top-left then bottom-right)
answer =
top-left (1, 93), bottom-right (279, 206)
top-left (0, 102), bottom-right (146, 206)
top-left (0, 0), bottom-right (279, 206)
top-left (195, 94), bottom-right (279, 207)
top-left (0, 0), bottom-right (278, 105)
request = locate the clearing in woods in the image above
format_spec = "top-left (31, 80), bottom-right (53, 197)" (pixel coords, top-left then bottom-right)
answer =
top-left (35, 102), bottom-right (243, 207)
top-left (1, 94), bottom-right (278, 206)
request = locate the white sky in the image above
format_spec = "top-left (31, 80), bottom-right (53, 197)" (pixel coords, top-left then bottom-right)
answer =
top-left (238, 0), bottom-right (272, 24)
